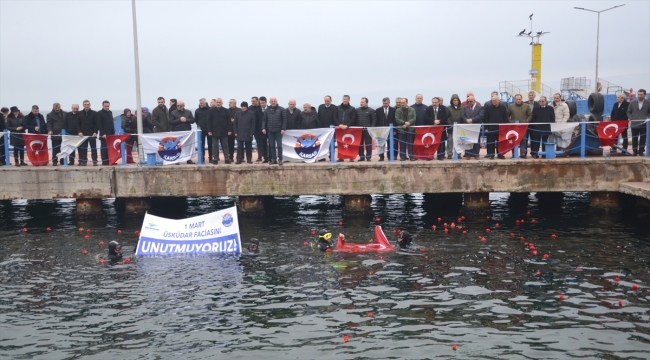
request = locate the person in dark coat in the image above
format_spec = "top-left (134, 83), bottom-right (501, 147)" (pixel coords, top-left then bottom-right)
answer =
top-left (424, 97), bottom-right (449, 160)
top-left (152, 97), bottom-right (169, 133)
top-left (169, 99), bottom-right (177, 114)
top-left (96, 100), bottom-right (115, 166)
top-left (233, 101), bottom-right (256, 164)
top-left (262, 97), bottom-right (287, 165)
top-left (300, 103), bottom-right (319, 129)
top-left (460, 96), bottom-right (484, 159)
top-left (120, 108), bottom-right (138, 164)
top-left (285, 99), bottom-right (301, 130)
top-left (169, 100), bottom-right (195, 164)
top-left (355, 97), bottom-right (376, 161)
top-left (64, 104), bottom-right (80, 165)
top-left (24, 105), bottom-right (47, 134)
top-left (610, 93), bottom-right (630, 151)
top-left (530, 96), bottom-right (555, 158)
top-left (194, 98), bottom-right (212, 163)
top-left (483, 94), bottom-right (509, 159)
top-left (249, 97), bottom-right (266, 163)
top-left (47, 103), bottom-right (67, 165)
top-left (207, 98), bottom-right (231, 164)
top-left (6, 107), bottom-right (25, 166)
top-left (375, 97), bottom-right (396, 161)
top-left (227, 99), bottom-right (240, 163)
top-left (141, 107), bottom-right (154, 133)
top-left (0, 107), bottom-right (6, 165)
top-left (411, 94), bottom-right (427, 126)
top-left (77, 100), bottom-right (98, 166)
top-left (317, 95), bottom-right (338, 128)
top-left (336, 95), bottom-right (357, 162)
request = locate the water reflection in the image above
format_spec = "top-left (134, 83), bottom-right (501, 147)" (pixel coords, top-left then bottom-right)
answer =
top-left (0, 193), bottom-right (649, 359)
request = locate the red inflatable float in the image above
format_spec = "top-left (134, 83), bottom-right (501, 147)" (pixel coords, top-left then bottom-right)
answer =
top-left (335, 226), bottom-right (395, 253)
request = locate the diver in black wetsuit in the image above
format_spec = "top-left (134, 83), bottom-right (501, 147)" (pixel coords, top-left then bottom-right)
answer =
top-left (247, 238), bottom-right (259, 253)
top-left (316, 230), bottom-right (334, 251)
top-left (397, 231), bottom-right (413, 249)
top-left (108, 241), bottom-right (124, 264)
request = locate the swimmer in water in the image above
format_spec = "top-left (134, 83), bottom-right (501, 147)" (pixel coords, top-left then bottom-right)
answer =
top-left (108, 240), bottom-right (124, 264)
top-left (247, 238), bottom-right (259, 253)
top-left (397, 231), bottom-right (413, 249)
top-left (317, 230), bottom-right (334, 251)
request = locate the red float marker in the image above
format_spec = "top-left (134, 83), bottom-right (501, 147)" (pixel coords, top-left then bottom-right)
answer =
top-left (536, 271), bottom-right (541, 276)
top-left (543, 254), bottom-right (549, 260)
top-left (486, 215), bottom-right (490, 219)
top-left (520, 219), bottom-right (525, 223)
top-left (421, 248), bottom-right (426, 252)
top-left (375, 217), bottom-right (381, 223)
top-left (631, 284), bottom-right (639, 291)
top-left (576, 267), bottom-right (581, 271)
top-left (46, 227), bottom-right (52, 232)
top-left (135, 230), bottom-right (140, 236)
top-left (524, 242), bottom-right (529, 246)
top-left (84, 235), bottom-right (90, 239)
top-left (82, 249), bottom-right (88, 255)
top-left (99, 259), bottom-right (105, 265)
top-left (529, 245), bottom-right (535, 250)
top-left (485, 228), bottom-right (491, 234)
top-left (312, 230), bottom-right (316, 235)
top-left (462, 230), bottom-right (467, 235)
top-left (510, 232), bottom-right (515, 237)
top-left (444, 222), bottom-right (448, 228)
top-left (551, 234), bottom-right (557, 239)
top-left (520, 236), bottom-right (525, 240)
top-left (432, 225), bottom-right (437, 231)
top-left (368, 311), bottom-right (374, 317)
top-left (495, 223), bottom-right (500, 228)
top-left (461, 216), bottom-right (466, 221)
top-left (87, 229), bottom-right (91, 233)
top-left (437, 217), bottom-right (441, 222)
top-left (532, 250), bottom-right (538, 256)
top-left (369, 271), bottom-right (374, 275)
top-left (531, 219), bottom-right (536, 223)
top-left (615, 277), bottom-right (620, 282)
top-left (339, 221), bottom-right (343, 226)
top-left (444, 228), bottom-right (449, 234)
top-left (559, 294), bottom-right (565, 300)
top-left (481, 237), bottom-right (487, 242)
top-left (618, 300), bottom-right (623, 307)
top-left (117, 229), bottom-right (122, 235)
top-left (99, 240), bottom-right (105, 246)
top-left (452, 344), bottom-right (457, 351)
top-left (343, 335), bottom-right (349, 342)
top-left (124, 258), bottom-right (131, 264)
top-left (303, 241), bottom-right (308, 246)
top-left (527, 211), bottom-right (531, 216)
top-left (516, 220), bottom-right (520, 225)
top-left (21, 228), bottom-right (27, 232)
top-left (478, 236), bottom-right (482, 240)
top-left (397, 229), bottom-right (401, 233)
top-left (326, 248), bottom-right (331, 253)
top-left (457, 225), bottom-right (462, 229)
top-left (79, 227), bottom-right (84, 231)
top-left (451, 222), bottom-right (456, 228)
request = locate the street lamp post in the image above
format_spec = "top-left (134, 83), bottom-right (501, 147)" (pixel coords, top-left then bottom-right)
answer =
top-left (574, 4), bottom-right (625, 91)
top-left (131, 0), bottom-right (144, 162)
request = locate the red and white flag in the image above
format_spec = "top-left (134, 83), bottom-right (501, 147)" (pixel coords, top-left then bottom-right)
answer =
top-left (413, 126), bottom-right (444, 160)
top-left (106, 134), bottom-right (131, 165)
top-left (335, 127), bottom-right (362, 160)
top-left (22, 134), bottom-right (49, 166)
top-left (498, 124), bottom-right (529, 154)
top-left (596, 120), bottom-right (628, 147)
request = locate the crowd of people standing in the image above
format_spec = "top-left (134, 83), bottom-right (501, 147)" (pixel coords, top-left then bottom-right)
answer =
top-left (1, 89), bottom-right (648, 166)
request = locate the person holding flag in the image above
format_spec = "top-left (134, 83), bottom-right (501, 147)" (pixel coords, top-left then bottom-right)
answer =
top-left (424, 97), bottom-right (449, 160)
top-left (507, 94), bottom-right (532, 158)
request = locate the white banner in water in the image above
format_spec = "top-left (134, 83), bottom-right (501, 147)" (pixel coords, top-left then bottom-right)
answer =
top-left (136, 206), bottom-right (241, 255)
top-left (140, 131), bottom-right (196, 165)
top-left (281, 128), bottom-right (334, 163)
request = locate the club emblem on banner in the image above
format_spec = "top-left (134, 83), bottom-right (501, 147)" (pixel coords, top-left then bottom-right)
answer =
top-left (222, 213), bottom-right (234, 227)
top-left (293, 134), bottom-right (321, 160)
top-left (157, 136), bottom-right (183, 162)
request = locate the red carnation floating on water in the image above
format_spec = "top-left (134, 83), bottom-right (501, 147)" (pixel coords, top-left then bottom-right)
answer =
top-left (631, 284), bottom-right (639, 291)
top-left (343, 334), bottom-right (349, 342)
top-left (117, 229), bottom-right (122, 235)
top-left (551, 234), bottom-right (557, 239)
top-left (485, 228), bottom-right (491, 234)
top-left (46, 227), bottom-right (52, 232)
top-left (82, 249), bottom-right (88, 255)
top-left (124, 258), bottom-right (131, 264)
top-left (99, 259), bottom-right (105, 265)
top-left (452, 344), bottom-right (457, 351)
top-left (559, 294), bottom-right (565, 300)
top-left (536, 271), bottom-right (541, 276)
top-left (368, 311), bottom-right (374, 317)
top-left (543, 254), bottom-right (549, 260)
top-left (99, 240), bottom-right (105, 246)
top-left (84, 235), bottom-right (90, 239)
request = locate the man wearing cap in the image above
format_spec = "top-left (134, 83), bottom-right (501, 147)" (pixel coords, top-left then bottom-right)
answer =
top-left (233, 101), bottom-right (255, 164)
top-left (77, 100), bottom-right (98, 166)
top-left (96, 100), bottom-right (115, 166)
top-left (64, 104), bottom-right (80, 165)
top-left (47, 103), bottom-right (67, 165)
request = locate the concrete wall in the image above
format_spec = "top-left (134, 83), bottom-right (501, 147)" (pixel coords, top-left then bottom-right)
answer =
top-left (1, 158), bottom-right (648, 200)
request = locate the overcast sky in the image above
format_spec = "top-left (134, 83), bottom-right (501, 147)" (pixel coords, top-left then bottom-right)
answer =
top-left (1, 0), bottom-right (648, 112)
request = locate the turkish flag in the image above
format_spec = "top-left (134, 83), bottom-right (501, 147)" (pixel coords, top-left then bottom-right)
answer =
top-left (498, 124), bottom-right (529, 154)
top-left (22, 134), bottom-right (49, 166)
top-left (335, 127), bottom-right (362, 160)
top-left (106, 134), bottom-right (131, 165)
top-left (413, 126), bottom-right (444, 160)
top-left (596, 120), bottom-right (628, 146)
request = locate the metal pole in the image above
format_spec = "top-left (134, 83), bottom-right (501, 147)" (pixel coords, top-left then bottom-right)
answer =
top-left (580, 117), bottom-right (586, 158)
top-left (389, 123), bottom-right (394, 162)
top-left (197, 129), bottom-right (203, 165)
top-left (4, 129), bottom-right (11, 166)
top-left (330, 125), bottom-right (336, 163)
top-left (131, 0), bottom-right (144, 163)
top-left (61, 129), bottom-right (68, 166)
top-left (595, 12), bottom-right (600, 88)
top-left (513, 120), bottom-right (519, 159)
top-left (452, 123), bottom-right (458, 161)
top-left (646, 120), bottom-right (650, 158)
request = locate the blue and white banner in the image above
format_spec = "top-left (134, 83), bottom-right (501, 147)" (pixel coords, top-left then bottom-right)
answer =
top-left (140, 131), bottom-right (196, 165)
top-left (367, 126), bottom-right (390, 155)
top-left (136, 206), bottom-right (241, 255)
top-left (453, 124), bottom-right (482, 154)
top-left (281, 128), bottom-right (334, 163)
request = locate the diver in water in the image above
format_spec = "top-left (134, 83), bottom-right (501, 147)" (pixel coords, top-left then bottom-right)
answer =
top-left (317, 230), bottom-right (334, 251)
top-left (247, 238), bottom-right (260, 253)
top-left (397, 231), bottom-right (413, 249)
top-left (108, 240), bottom-right (124, 264)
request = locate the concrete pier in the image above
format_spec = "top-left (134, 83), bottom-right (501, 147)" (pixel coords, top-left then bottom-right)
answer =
top-left (76, 198), bottom-right (104, 217)
top-left (238, 196), bottom-right (269, 215)
top-left (463, 192), bottom-right (490, 213)
top-left (589, 192), bottom-right (620, 211)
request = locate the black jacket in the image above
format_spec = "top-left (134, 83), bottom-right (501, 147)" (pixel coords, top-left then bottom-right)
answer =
top-left (285, 108), bottom-right (301, 130)
top-left (356, 106), bottom-right (376, 127)
top-left (317, 104), bottom-right (338, 128)
top-left (169, 109), bottom-right (194, 131)
top-left (262, 105), bottom-right (287, 132)
top-left (46, 110), bottom-right (66, 135)
top-left (96, 109), bottom-right (115, 136)
top-left (6, 114), bottom-right (25, 146)
top-left (483, 102), bottom-right (509, 131)
top-left (207, 106), bottom-right (231, 137)
top-left (78, 109), bottom-right (98, 136)
top-left (250, 105), bottom-right (264, 134)
top-left (194, 105), bottom-right (211, 130)
top-left (336, 103), bottom-right (357, 126)
top-left (233, 109), bottom-right (256, 141)
top-left (24, 112), bottom-right (47, 134)
top-left (411, 103), bottom-right (428, 126)
top-left (300, 110), bottom-right (319, 129)
top-left (610, 101), bottom-right (629, 120)
top-left (375, 106), bottom-right (396, 127)
top-left (531, 105), bottom-right (555, 132)
top-left (424, 106), bottom-right (449, 126)
top-left (121, 115), bottom-right (137, 134)
top-left (64, 112), bottom-right (79, 135)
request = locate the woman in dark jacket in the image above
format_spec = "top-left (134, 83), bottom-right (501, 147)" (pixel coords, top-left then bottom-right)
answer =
top-left (6, 107), bottom-right (26, 166)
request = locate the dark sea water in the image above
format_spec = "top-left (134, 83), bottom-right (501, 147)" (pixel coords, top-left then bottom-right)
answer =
top-left (1, 193), bottom-right (650, 359)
